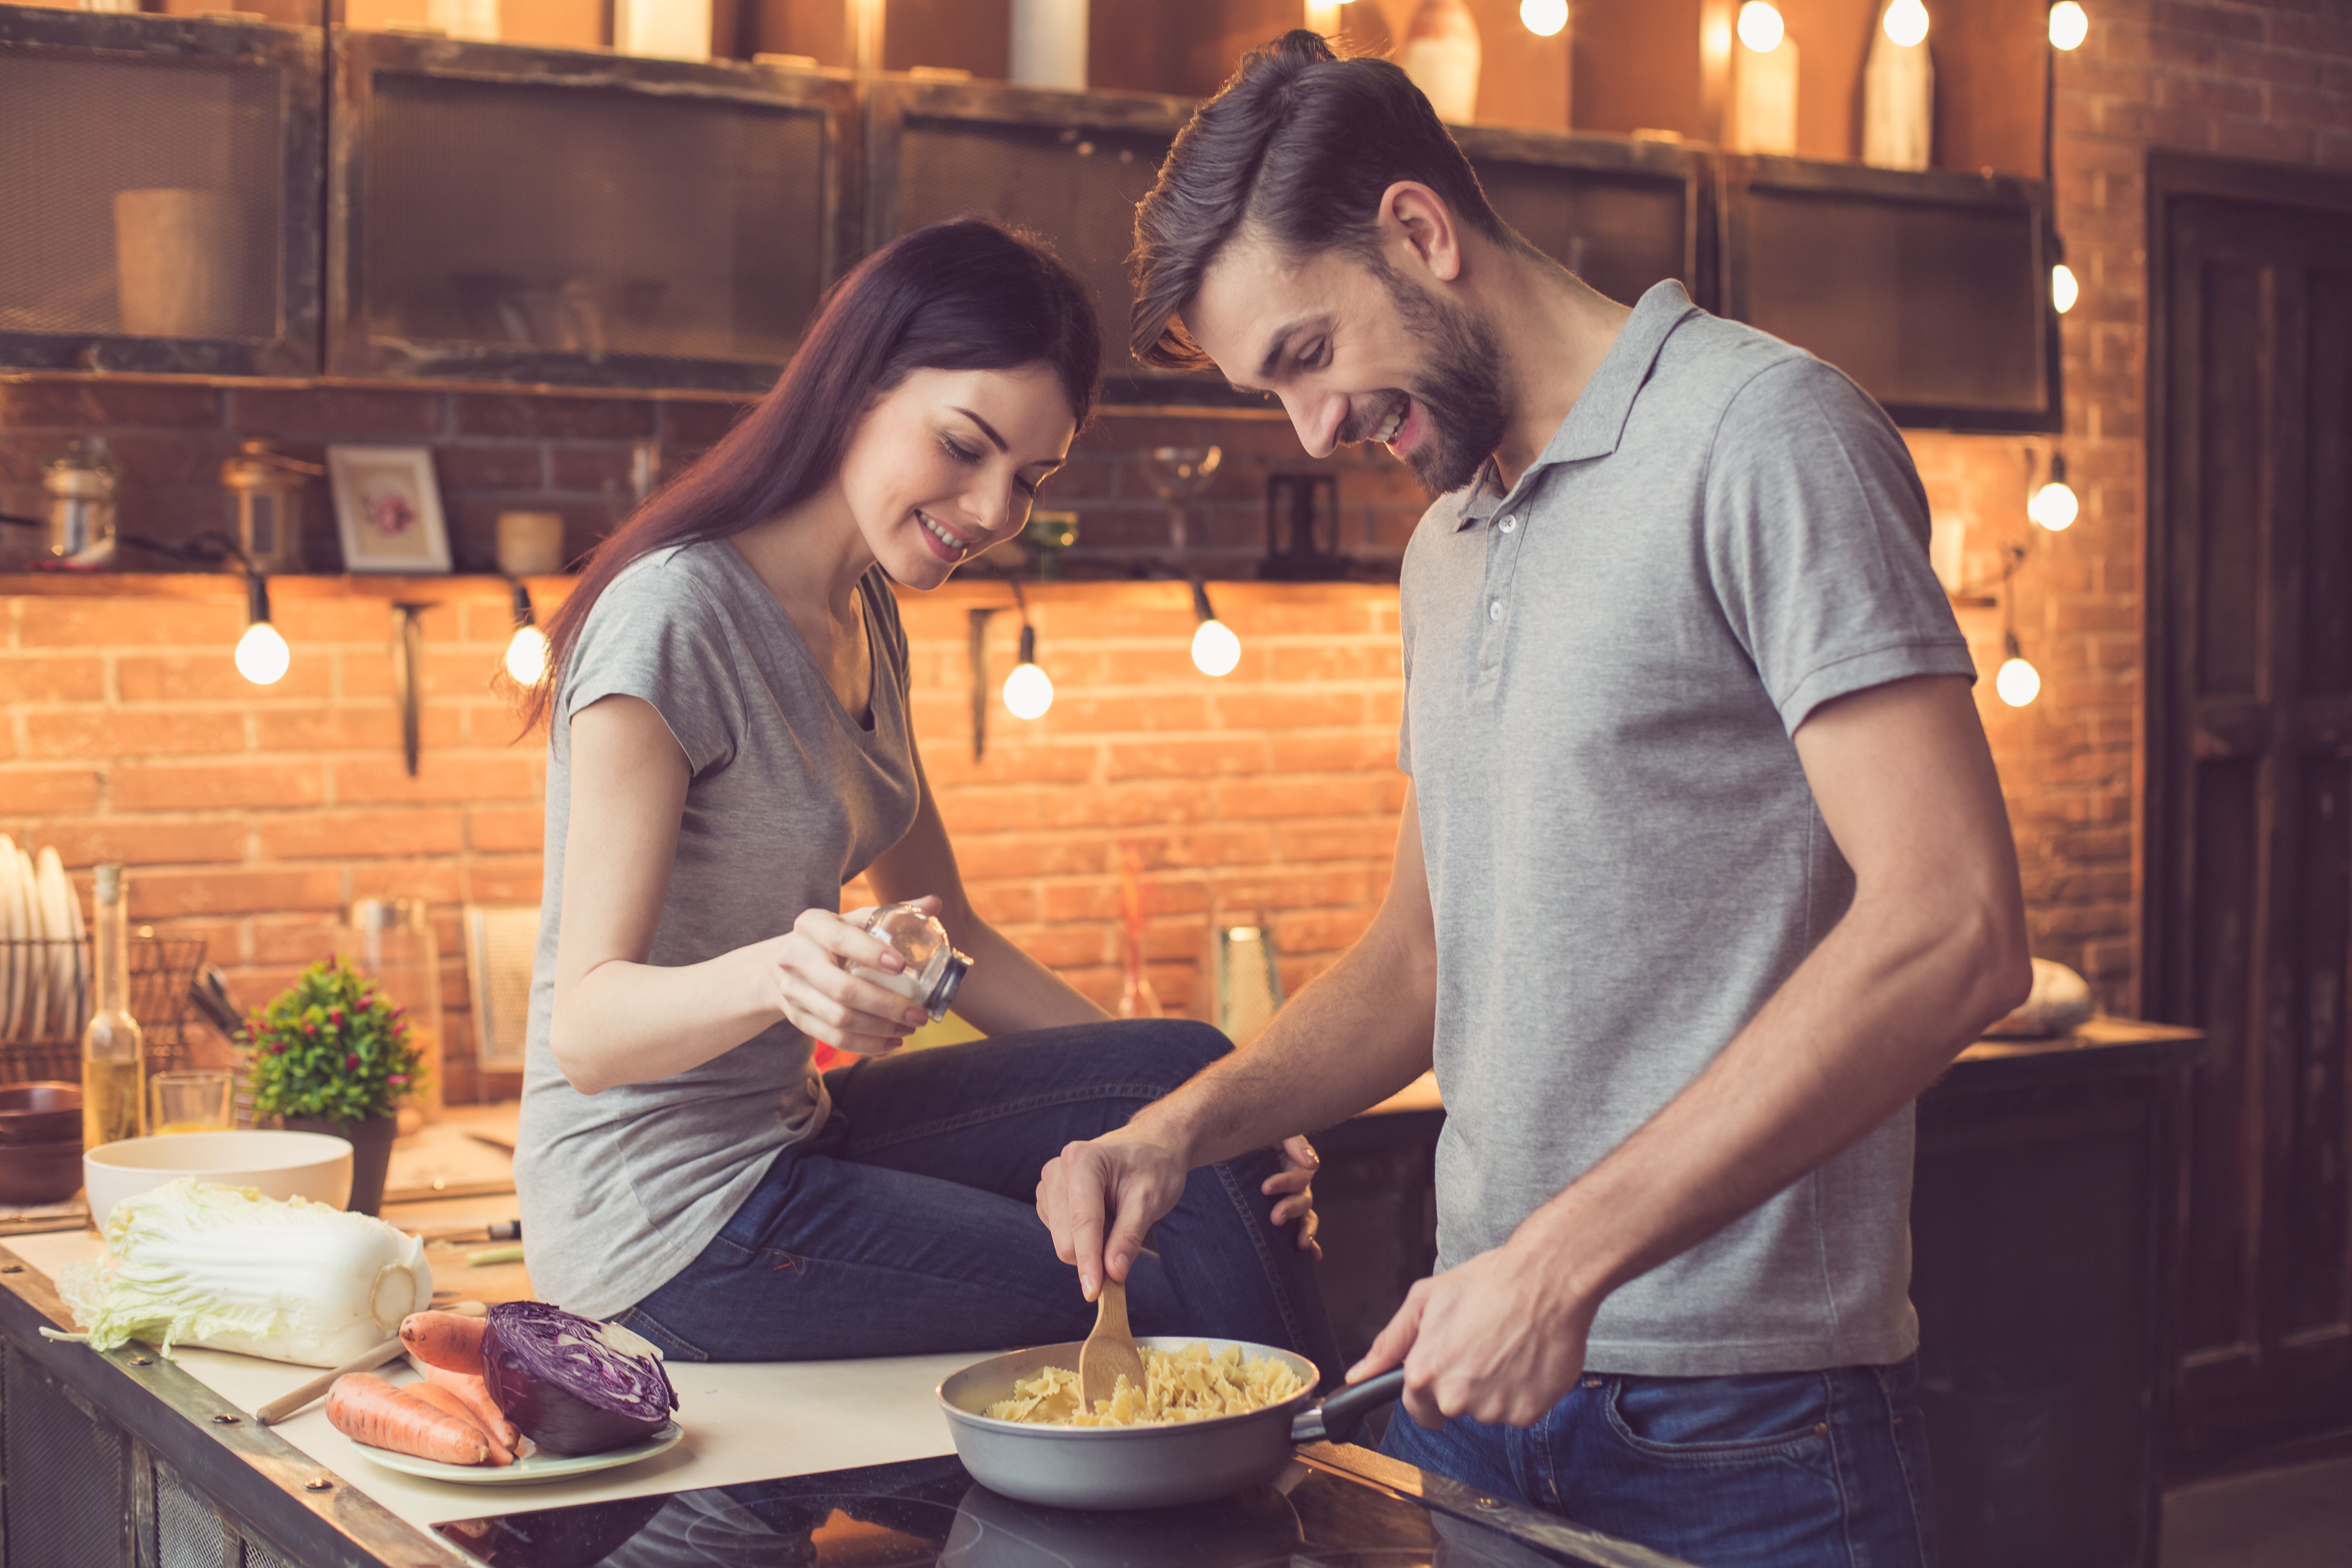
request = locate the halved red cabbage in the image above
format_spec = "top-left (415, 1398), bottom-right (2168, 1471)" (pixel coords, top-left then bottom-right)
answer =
top-left (479, 1301), bottom-right (678, 1456)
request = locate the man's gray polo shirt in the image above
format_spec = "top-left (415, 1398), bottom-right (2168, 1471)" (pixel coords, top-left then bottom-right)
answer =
top-left (1399, 279), bottom-right (1977, 1376)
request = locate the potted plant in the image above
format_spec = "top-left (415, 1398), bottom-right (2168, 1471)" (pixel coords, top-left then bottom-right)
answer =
top-left (246, 959), bottom-right (425, 1216)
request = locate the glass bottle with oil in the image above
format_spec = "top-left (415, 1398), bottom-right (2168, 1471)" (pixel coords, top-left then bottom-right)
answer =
top-left (81, 864), bottom-right (145, 1147)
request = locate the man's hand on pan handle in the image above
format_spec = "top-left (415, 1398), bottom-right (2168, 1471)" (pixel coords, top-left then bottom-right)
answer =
top-left (1345, 1237), bottom-right (1599, 1429)
top-left (1036, 1128), bottom-right (1191, 1301)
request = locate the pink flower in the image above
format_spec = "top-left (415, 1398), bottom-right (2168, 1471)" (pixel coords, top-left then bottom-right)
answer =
top-left (345, 1053), bottom-right (360, 1072)
top-left (329, 1007), bottom-right (344, 1027)
top-left (304, 1021), bottom-right (318, 1037)
top-left (388, 1074), bottom-right (408, 1088)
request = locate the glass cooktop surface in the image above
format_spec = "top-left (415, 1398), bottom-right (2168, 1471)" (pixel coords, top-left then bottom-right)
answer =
top-left (434, 1452), bottom-right (1611, 1567)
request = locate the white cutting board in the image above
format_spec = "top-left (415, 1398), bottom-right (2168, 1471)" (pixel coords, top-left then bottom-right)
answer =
top-left (7, 1232), bottom-right (967, 1532)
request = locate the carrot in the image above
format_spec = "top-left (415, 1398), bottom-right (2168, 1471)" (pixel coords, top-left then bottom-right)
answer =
top-left (425, 1365), bottom-right (522, 1453)
top-left (405, 1382), bottom-right (514, 1465)
top-left (399, 1310), bottom-right (487, 1376)
top-left (325, 1374), bottom-right (490, 1465)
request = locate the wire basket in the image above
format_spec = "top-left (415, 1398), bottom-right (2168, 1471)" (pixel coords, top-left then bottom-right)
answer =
top-left (0, 935), bottom-right (207, 1085)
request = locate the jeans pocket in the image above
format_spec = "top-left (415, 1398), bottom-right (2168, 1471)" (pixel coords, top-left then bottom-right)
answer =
top-left (608, 1305), bottom-right (711, 1364)
top-left (1601, 1371), bottom-right (1833, 1466)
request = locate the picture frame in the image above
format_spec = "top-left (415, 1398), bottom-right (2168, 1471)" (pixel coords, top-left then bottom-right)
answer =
top-left (327, 445), bottom-right (451, 574)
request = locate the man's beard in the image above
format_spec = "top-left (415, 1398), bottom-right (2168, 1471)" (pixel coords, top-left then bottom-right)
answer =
top-left (1357, 259), bottom-right (1509, 496)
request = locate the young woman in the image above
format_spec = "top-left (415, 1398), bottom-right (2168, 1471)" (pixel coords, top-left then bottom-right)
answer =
top-left (513, 220), bottom-right (1337, 1372)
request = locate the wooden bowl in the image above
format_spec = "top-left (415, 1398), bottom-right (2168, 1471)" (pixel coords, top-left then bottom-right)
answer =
top-left (0, 1082), bottom-right (81, 1147)
top-left (0, 1137), bottom-right (85, 1205)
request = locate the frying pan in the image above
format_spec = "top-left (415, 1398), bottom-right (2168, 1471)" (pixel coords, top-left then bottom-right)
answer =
top-left (936, 1335), bottom-right (1405, 1511)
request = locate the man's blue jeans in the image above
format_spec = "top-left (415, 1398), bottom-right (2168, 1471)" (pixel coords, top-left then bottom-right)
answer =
top-left (609, 1020), bottom-right (1341, 1376)
top-left (1382, 1359), bottom-right (1938, 1567)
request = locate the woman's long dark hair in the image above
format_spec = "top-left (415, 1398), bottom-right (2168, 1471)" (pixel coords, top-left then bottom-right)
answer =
top-left (526, 218), bottom-right (1101, 730)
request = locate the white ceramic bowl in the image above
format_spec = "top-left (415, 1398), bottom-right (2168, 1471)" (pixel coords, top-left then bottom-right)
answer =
top-left (83, 1130), bottom-right (354, 1229)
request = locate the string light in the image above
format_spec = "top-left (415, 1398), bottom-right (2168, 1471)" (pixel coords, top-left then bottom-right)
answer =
top-left (503, 581), bottom-right (550, 686)
top-left (234, 570), bottom-right (289, 686)
top-left (1190, 581), bottom-right (1241, 677)
top-left (2029, 453), bottom-right (2078, 532)
top-left (1737, 1), bottom-right (1784, 52)
top-left (1883, 0), bottom-right (1929, 47)
top-left (2048, 1), bottom-right (2088, 51)
top-left (2051, 263), bottom-right (2079, 313)
top-left (1519, 0), bottom-right (1568, 38)
top-left (1996, 632), bottom-right (2042, 707)
top-left (1001, 579), bottom-right (1052, 719)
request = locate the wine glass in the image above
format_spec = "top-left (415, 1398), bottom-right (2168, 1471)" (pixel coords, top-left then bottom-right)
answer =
top-left (1138, 445), bottom-right (1223, 551)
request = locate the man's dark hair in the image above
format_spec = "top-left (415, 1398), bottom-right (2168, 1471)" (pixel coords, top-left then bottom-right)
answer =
top-left (1129, 29), bottom-right (1509, 372)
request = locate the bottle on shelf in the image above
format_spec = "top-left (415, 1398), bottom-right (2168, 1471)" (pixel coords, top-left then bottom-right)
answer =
top-left (82, 864), bottom-right (145, 1149)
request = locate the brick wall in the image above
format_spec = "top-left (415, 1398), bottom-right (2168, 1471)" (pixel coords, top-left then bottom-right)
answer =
top-left (1, 572), bottom-right (1403, 1099)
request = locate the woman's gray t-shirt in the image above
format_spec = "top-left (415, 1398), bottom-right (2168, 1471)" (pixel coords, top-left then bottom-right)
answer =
top-left (516, 541), bottom-right (919, 1318)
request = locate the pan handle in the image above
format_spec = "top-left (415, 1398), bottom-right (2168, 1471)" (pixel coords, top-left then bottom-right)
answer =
top-left (1290, 1369), bottom-right (1405, 1447)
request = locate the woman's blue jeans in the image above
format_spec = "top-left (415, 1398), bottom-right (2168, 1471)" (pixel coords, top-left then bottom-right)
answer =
top-left (610, 1020), bottom-right (1341, 1379)
top-left (1382, 1358), bottom-right (1938, 1567)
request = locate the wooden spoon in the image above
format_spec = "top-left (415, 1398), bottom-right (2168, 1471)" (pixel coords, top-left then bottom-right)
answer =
top-left (1077, 1278), bottom-right (1146, 1411)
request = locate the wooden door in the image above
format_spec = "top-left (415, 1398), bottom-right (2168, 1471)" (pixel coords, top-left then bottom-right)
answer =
top-left (2148, 154), bottom-right (2352, 1469)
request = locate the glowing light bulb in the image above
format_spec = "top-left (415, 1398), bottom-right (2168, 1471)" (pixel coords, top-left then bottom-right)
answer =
top-left (1519, 0), bottom-right (1568, 38)
top-left (1882, 0), bottom-right (1929, 47)
top-left (1002, 661), bottom-right (1054, 720)
top-left (2029, 480), bottom-right (2079, 531)
top-left (1996, 656), bottom-right (2042, 707)
top-left (2051, 263), bottom-right (2079, 313)
top-left (1737, 2), bottom-right (1784, 53)
top-left (1192, 618), bottom-right (1241, 677)
top-left (503, 623), bottom-right (550, 685)
top-left (234, 620), bottom-right (290, 686)
top-left (2048, 1), bottom-right (2088, 51)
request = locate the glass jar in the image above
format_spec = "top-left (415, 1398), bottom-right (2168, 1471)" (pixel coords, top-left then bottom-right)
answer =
top-left (336, 898), bottom-right (444, 1126)
top-left (844, 903), bottom-right (972, 1022)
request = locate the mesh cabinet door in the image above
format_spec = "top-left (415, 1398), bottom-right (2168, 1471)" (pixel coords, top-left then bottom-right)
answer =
top-left (1457, 127), bottom-right (1712, 315)
top-left (0, 9), bottom-right (322, 376)
top-left (331, 33), bottom-right (854, 392)
top-left (869, 79), bottom-right (1251, 410)
top-left (3, 1342), bottom-right (137, 1568)
top-left (1719, 156), bottom-right (2061, 433)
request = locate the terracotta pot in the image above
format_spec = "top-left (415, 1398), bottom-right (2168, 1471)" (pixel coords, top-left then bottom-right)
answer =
top-left (282, 1112), bottom-right (397, 1216)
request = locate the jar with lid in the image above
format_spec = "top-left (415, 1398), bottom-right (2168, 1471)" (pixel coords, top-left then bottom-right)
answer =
top-left (335, 898), bottom-right (445, 1127)
top-left (45, 437), bottom-right (120, 566)
top-left (842, 903), bottom-right (973, 1022)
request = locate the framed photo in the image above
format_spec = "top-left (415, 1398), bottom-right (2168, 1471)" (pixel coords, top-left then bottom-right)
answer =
top-left (327, 445), bottom-right (451, 574)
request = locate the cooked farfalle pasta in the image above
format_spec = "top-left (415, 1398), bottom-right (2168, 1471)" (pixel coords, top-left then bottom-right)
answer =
top-left (984, 1341), bottom-right (1307, 1428)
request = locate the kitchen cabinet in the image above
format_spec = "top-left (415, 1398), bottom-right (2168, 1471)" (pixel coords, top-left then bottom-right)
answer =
top-left (328, 31), bottom-right (858, 393)
top-left (1454, 124), bottom-right (1714, 313)
top-left (0, 6), bottom-right (323, 378)
top-left (1717, 153), bottom-right (2061, 432)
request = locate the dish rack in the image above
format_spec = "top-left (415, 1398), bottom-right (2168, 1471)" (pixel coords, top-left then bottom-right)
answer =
top-left (0, 934), bottom-right (208, 1086)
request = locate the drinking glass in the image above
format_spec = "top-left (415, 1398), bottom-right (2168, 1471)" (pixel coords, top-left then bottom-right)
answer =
top-left (149, 1070), bottom-right (234, 1135)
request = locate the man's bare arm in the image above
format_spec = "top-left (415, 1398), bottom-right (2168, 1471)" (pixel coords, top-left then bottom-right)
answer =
top-left (1354, 674), bottom-right (2034, 1423)
top-left (1036, 786), bottom-right (1440, 1296)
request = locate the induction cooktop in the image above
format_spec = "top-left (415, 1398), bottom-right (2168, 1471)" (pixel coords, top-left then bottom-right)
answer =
top-left (434, 1447), bottom-right (1690, 1568)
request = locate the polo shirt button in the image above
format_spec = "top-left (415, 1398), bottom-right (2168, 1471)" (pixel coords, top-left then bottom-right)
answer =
top-left (1500, 514), bottom-right (1517, 533)
top-left (1488, 600), bottom-right (1503, 621)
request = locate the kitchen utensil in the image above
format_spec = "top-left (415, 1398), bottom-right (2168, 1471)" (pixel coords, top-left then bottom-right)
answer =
top-left (256, 1299), bottom-right (488, 1425)
top-left (0, 1083), bottom-right (83, 1145)
top-left (347, 1419), bottom-right (683, 1484)
top-left (0, 837), bottom-right (25, 1043)
top-left (18, 846), bottom-right (47, 1043)
top-left (185, 966), bottom-right (245, 1042)
top-left (83, 1129), bottom-right (353, 1230)
top-left (1077, 1278), bottom-right (1145, 1409)
top-left (149, 1070), bottom-right (234, 1134)
top-left (36, 847), bottom-right (82, 1043)
top-left (937, 1336), bottom-right (1403, 1510)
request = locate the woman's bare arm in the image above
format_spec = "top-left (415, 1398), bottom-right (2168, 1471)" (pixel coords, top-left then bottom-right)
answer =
top-left (547, 695), bottom-right (931, 1094)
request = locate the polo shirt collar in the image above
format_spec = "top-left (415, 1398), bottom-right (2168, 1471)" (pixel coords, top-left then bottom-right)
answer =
top-left (1452, 278), bottom-right (1700, 530)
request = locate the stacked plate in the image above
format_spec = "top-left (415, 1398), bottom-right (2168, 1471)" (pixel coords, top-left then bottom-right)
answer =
top-left (0, 837), bottom-right (88, 1047)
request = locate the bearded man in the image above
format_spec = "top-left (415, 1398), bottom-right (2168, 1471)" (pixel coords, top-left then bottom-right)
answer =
top-left (1034, 30), bottom-right (2033, 1568)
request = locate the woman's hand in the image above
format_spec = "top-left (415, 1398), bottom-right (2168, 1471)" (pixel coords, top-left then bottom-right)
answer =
top-left (762, 906), bottom-right (935, 1056)
top-left (1263, 1136), bottom-right (1323, 1259)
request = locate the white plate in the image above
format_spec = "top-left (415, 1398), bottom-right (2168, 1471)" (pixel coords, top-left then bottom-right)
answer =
top-left (343, 1421), bottom-right (683, 1485)
top-left (35, 849), bottom-right (76, 1045)
top-left (0, 837), bottom-right (22, 1045)
top-left (20, 849), bottom-right (47, 1044)
top-left (46, 850), bottom-right (87, 1041)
